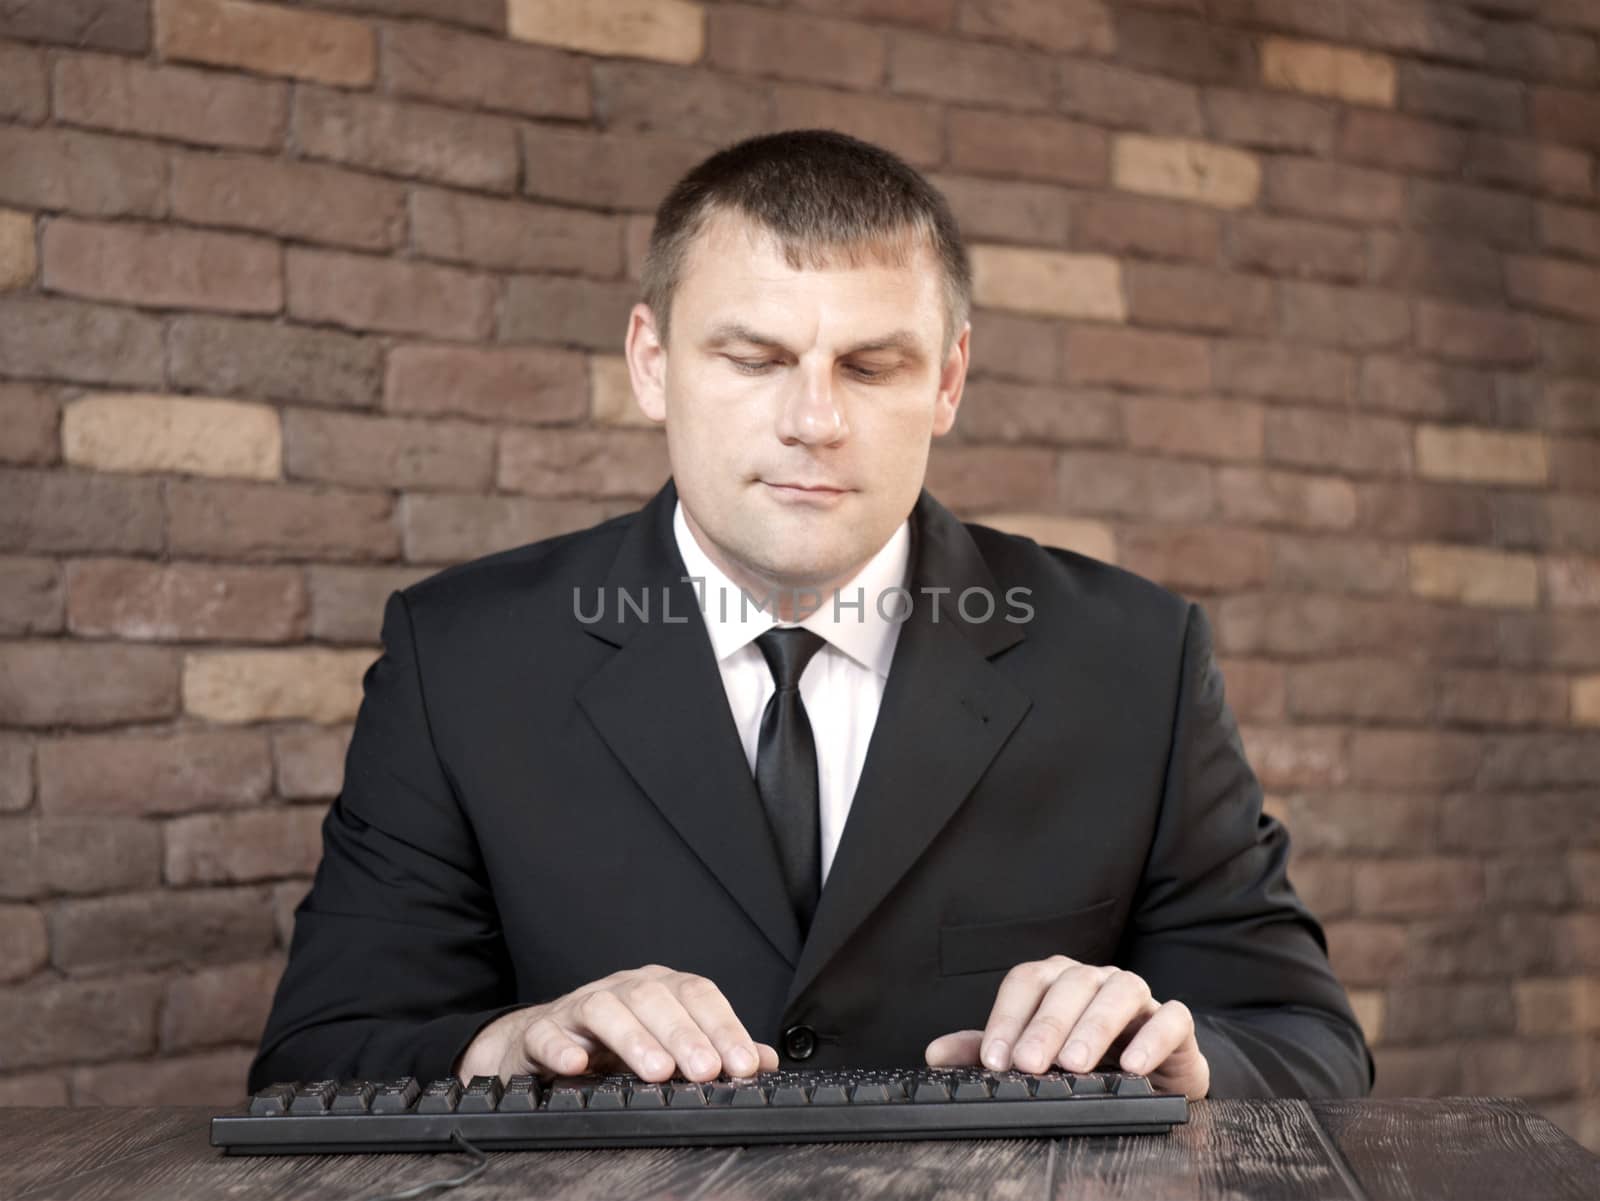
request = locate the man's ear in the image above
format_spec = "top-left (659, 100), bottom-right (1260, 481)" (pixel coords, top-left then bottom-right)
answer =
top-left (931, 319), bottom-right (971, 438)
top-left (625, 302), bottom-right (668, 424)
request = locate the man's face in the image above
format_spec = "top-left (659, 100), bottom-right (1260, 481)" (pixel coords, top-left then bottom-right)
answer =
top-left (627, 210), bottom-right (970, 594)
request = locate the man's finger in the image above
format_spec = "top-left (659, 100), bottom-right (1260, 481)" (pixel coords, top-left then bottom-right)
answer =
top-left (1118, 998), bottom-right (1195, 1075)
top-left (674, 975), bottom-right (764, 1076)
top-left (1058, 969), bottom-right (1157, 1073)
top-left (924, 1029), bottom-right (984, 1066)
top-left (976, 957), bottom-right (1079, 1071)
top-left (1005, 961), bottom-right (1110, 1074)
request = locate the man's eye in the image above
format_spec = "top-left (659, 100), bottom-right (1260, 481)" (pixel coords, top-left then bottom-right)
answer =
top-left (730, 358), bottom-right (777, 373)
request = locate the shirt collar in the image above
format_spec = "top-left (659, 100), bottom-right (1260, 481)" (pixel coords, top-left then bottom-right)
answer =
top-left (672, 498), bottom-right (910, 678)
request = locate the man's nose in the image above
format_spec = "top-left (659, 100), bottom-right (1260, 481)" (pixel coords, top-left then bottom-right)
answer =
top-left (775, 362), bottom-right (849, 445)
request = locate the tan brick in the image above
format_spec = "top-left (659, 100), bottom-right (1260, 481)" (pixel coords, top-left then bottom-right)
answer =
top-left (0, 976), bottom-right (162, 1070)
top-left (1417, 301), bottom-right (1539, 366)
top-left (970, 246), bottom-right (1124, 321)
top-left (383, 20), bottom-right (588, 119)
top-left (1415, 425), bottom-right (1548, 485)
top-left (386, 343), bottom-right (587, 425)
top-left (1260, 36), bottom-right (1396, 106)
top-left (0, 208), bottom-right (34, 290)
top-left (166, 806), bottom-right (326, 885)
top-left (498, 428), bottom-right (671, 499)
top-left (1409, 543), bottom-right (1540, 608)
top-left (975, 513), bottom-right (1116, 564)
top-left (50, 887), bottom-right (278, 973)
top-left (52, 51), bottom-right (287, 150)
top-left (286, 248), bottom-right (493, 340)
top-left (400, 494), bottom-right (635, 563)
top-left (62, 394), bottom-right (281, 480)
top-left (0, 904), bottom-right (47, 983)
top-left (171, 152), bottom-right (405, 252)
top-left (306, 566), bottom-right (430, 644)
top-left (293, 85), bottom-right (517, 191)
top-left (708, 5), bottom-right (885, 88)
top-left (1216, 467), bottom-right (1359, 531)
top-left (1057, 451), bottom-right (1214, 523)
top-left (0, 817), bottom-right (163, 899)
top-left (273, 724), bottom-right (351, 799)
top-left (1124, 396), bottom-right (1264, 461)
top-left (1515, 978), bottom-right (1600, 1037)
top-left (38, 729), bottom-right (272, 817)
top-left (284, 408), bottom-right (495, 492)
top-left (169, 314), bottom-right (380, 410)
top-left (1064, 326), bottom-right (1211, 393)
top-left (1124, 263), bottom-right (1274, 334)
top-left (925, 446), bottom-right (1058, 512)
top-left (65, 559), bottom-right (306, 642)
top-left (0, 642), bottom-right (179, 728)
top-left (1507, 255), bottom-right (1600, 324)
top-left (1574, 676), bottom-right (1600, 726)
top-left (410, 188), bottom-right (622, 275)
top-left (0, 125), bottom-right (167, 219)
top-left (161, 955), bottom-right (286, 1051)
top-left (1120, 525), bottom-right (1272, 591)
top-left (508, 0), bottom-right (703, 64)
top-left (155, 0), bottom-right (374, 85)
top-left (888, 29), bottom-right (1055, 108)
top-left (590, 354), bottom-right (654, 427)
top-left (1546, 557), bottom-right (1600, 609)
top-left (166, 479), bottom-right (398, 562)
top-left (1348, 989), bottom-right (1384, 1046)
top-left (183, 648), bottom-right (377, 724)
top-left (42, 219), bottom-right (281, 313)
top-left (1112, 134), bottom-right (1260, 209)
top-left (947, 110), bottom-right (1106, 187)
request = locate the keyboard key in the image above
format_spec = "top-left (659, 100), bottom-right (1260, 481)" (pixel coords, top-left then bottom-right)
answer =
top-left (993, 1073), bottom-right (1034, 1100)
top-left (500, 1076), bottom-right (540, 1112)
top-left (849, 1081), bottom-right (891, 1104)
top-left (811, 1082), bottom-right (851, 1105)
top-left (547, 1080), bottom-right (588, 1111)
top-left (1070, 1073), bottom-right (1108, 1096)
top-left (771, 1081), bottom-right (812, 1106)
top-left (954, 1076), bottom-right (993, 1101)
top-left (416, 1079), bottom-right (461, 1113)
top-left (588, 1082), bottom-right (627, 1110)
top-left (290, 1081), bottom-right (337, 1115)
top-left (627, 1083), bottom-right (666, 1108)
top-left (1033, 1074), bottom-right (1071, 1099)
top-left (669, 1082), bottom-right (708, 1108)
top-left (370, 1078), bottom-right (420, 1114)
top-left (1114, 1074), bottom-right (1155, 1096)
top-left (332, 1082), bottom-right (375, 1114)
top-left (249, 1084), bottom-right (295, 1116)
top-left (730, 1082), bottom-right (770, 1107)
top-left (912, 1079), bottom-right (951, 1102)
top-left (457, 1076), bottom-right (502, 1113)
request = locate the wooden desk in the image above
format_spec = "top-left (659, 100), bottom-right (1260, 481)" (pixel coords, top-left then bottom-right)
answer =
top-left (3, 1097), bottom-right (1597, 1200)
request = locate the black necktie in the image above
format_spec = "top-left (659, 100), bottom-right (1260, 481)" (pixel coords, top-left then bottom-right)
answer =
top-left (754, 627), bottom-right (826, 937)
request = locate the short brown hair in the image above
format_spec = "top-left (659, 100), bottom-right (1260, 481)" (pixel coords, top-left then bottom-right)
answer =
top-left (639, 129), bottom-right (973, 363)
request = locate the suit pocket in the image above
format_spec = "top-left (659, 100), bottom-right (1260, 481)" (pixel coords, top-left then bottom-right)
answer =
top-left (938, 897), bottom-right (1120, 977)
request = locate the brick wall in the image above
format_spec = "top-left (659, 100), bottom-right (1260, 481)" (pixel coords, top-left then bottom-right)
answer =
top-left (0, 0), bottom-right (1597, 1140)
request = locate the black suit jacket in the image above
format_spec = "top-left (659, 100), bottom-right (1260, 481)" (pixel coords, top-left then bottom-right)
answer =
top-left (249, 478), bottom-right (1375, 1098)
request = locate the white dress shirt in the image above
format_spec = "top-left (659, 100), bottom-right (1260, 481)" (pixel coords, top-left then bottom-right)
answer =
top-left (672, 500), bottom-right (911, 888)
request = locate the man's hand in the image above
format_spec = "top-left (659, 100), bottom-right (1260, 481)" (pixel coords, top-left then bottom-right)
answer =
top-left (924, 956), bottom-right (1210, 1100)
top-left (453, 964), bottom-right (781, 1085)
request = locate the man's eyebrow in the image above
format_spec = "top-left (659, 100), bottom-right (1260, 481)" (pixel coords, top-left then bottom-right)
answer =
top-left (702, 321), bottom-right (927, 360)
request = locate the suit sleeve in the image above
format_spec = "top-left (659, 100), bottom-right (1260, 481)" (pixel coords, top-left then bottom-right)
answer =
top-left (1117, 600), bottom-right (1376, 1099)
top-left (247, 589), bottom-right (524, 1093)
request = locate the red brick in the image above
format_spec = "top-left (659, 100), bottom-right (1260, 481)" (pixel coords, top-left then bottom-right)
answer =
top-left (1224, 215), bottom-right (1365, 283)
top-left (42, 218), bottom-right (281, 314)
top-left (1400, 61), bottom-right (1523, 132)
top-left (772, 83), bottom-right (942, 168)
top-left (1338, 109), bottom-right (1467, 174)
top-left (382, 20), bottom-right (587, 119)
top-left (0, 1071), bottom-right (67, 1105)
top-left (496, 428), bottom-right (668, 500)
top-left (931, 173), bottom-right (1073, 247)
top-left (50, 887), bottom-right (278, 974)
top-left (0, 555), bottom-right (61, 635)
top-left (166, 806), bottom-right (327, 886)
top-left (1214, 339), bottom-right (1353, 403)
top-left (72, 1048), bottom-right (254, 1107)
top-left (1543, 317), bottom-right (1600, 379)
top-left (0, 463), bottom-right (164, 553)
top-left (0, 817), bottom-right (162, 898)
top-left (1281, 282), bottom-right (1410, 350)
top-left (1411, 179), bottom-right (1536, 249)
top-left (273, 724), bottom-right (352, 799)
top-left (1418, 301), bottom-right (1540, 365)
top-left (1354, 857), bottom-right (1484, 916)
top-left (590, 61), bottom-right (770, 144)
top-left (708, 6), bottom-right (887, 87)
top-left (53, 51), bottom-right (287, 149)
top-left (1532, 85), bottom-right (1600, 151)
top-left (1287, 659), bottom-right (1433, 722)
top-left (1113, 10), bottom-right (1256, 85)
top-left (1381, 982), bottom-right (1516, 1043)
top-left (168, 314), bottom-right (380, 410)
top-left (1119, 525), bottom-right (1272, 592)
top-left (1508, 255), bottom-right (1600, 324)
top-left (1349, 730), bottom-right (1483, 790)
top-left (519, 126), bottom-right (712, 212)
top-left (1124, 263), bottom-right (1274, 334)
top-left (1539, 202), bottom-right (1600, 262)
top-left (288, 0), bottom-right (504, 31)
top-left (1461, 1038), bottom-right (1584, 1098)
top-left (0, 0), bottom-right (150, 51)
top-left (0, 904), bottom-right (46, 983)
top-left (1070, 194), bottom-right (1220, 263)
top-left (157, 0), bottom-right (373, 84)
top-left (1484, 22), bottom-right (1596, 83)
top-left (0, 975), bottom-right (162, 1070)
top-left (1347, 0), bottom-right (1487, 60)
top-left (1325, 920), bottom-right (1409, 987)
top-left (65, 559), bottom-right (307, 643)
top-left (0, 296), bottom-right (163, 388)
top-left (1216, 467), bottom-right (1358, 531)
top-left (1552, 437), bottom-right (1600, 493)
top-left (1264, 158), bottom-right (1407, 224)
top-left (160, 955), bottom-right (286, 1052)
top-left (1366, 233), bottom-right (1503, 303)
top-left (1360, 356), bottom-right (1498, 423)
top-left (1056, 451), bottom-right (1214, 522)
top-left (955, 0), bottom-right (1113, 53)
top-left (947, 109), bottom-right (1106, 186)
top-left (793, 0), bottom-right (954, 29)
top-left (1063, 326), bottom-right (1211, 392)
top-left (165, 478), bottom-right (398, 562)
top-left (171, 152), bottom-right (405, 252)
top-left (39, 729), bottom-right (268, 825)
top-left (1356, 480), bottom-right (1495, 543)
top-left (0, 642), bottom-right (178, 728)
top-left (1269, 534), bottom-right (1408, 596)
top-left (0, 41), bottom-right (48, 123)
top-left (284, 408), bottom-right (495, 493)
top-left (401, 494), bottom-right (627, 563)
top-left (1286, 858), bottom-right (1352, 919)
top-left (0, 383), bottom-right (57, 468)
top-left (968, 312), bottom-right (1060, 383)
top-left (1239, 724), bottom-right (1348, 790)
top-left (1264, 408), bottom-right (1412, 476)
top-left (411, 188), bottom-right (623, 276)
top-left (0, 125), bottom-right (166, 218)
top-left (955, 380), bottom-right (1120, 447)
top-left (0, 734), bottom-right (34, 813)
top-left (384, 343), bottom-right (587, 426)
top-left (1272, 792), bottom-right (1436, 856)
top-left (286, 248), bottom-right (492, 341)
top-left (1440, 668), bottom-right (1571, 727)
top-left (1214, 657), bottom-right (1285, 721)
top-left (305, 567), bottom-right (428, 644)
top-left (1372, 1043), bottom-right (1462, 1095)
top-left (1463, 134), bottom-right (1593, 201)
top-left (500, 276), bottom-right (640, 351)
top-left (1544, 380), bottom-right (1600, 434)
top-left (1123, 395), bottom-right (1263, 460)
top-left (1206, 0), bottom-right (1344, 41)
top-left (293, 85), bottom-right (517, 190)
top-left (1480, 733), bottom-right (1600, 788)
top-left (1057, 60), bottom-right (1205, 136)
top-left (887, 30), bottom-right (1055, 108)
top-left (1203, 87), bottom-right (1335, 154)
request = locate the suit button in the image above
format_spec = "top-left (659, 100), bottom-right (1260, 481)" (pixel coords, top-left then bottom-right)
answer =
top-left (783, 1024), bottom-right (816, 1060)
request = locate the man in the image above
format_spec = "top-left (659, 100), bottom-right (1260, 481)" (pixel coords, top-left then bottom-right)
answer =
top-left (249, 130), bottom-right (1375, 1101)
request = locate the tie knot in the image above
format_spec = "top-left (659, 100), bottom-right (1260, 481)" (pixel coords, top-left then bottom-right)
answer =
top-left (755, 627), bottom-right (826, 691)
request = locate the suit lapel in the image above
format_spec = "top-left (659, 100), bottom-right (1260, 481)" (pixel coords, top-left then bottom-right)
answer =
top-left (575, 479), bottom-right (804, 966)
top-left (783, 489), bottom-right (1031, 1009)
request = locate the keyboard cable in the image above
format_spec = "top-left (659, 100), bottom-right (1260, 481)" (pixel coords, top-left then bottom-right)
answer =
top-left (359, 1129), bottom-right (492, 1201)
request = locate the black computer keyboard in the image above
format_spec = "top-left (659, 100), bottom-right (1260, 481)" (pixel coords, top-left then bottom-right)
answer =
top-left (212, 1067), bottom-right (1188, 1152)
